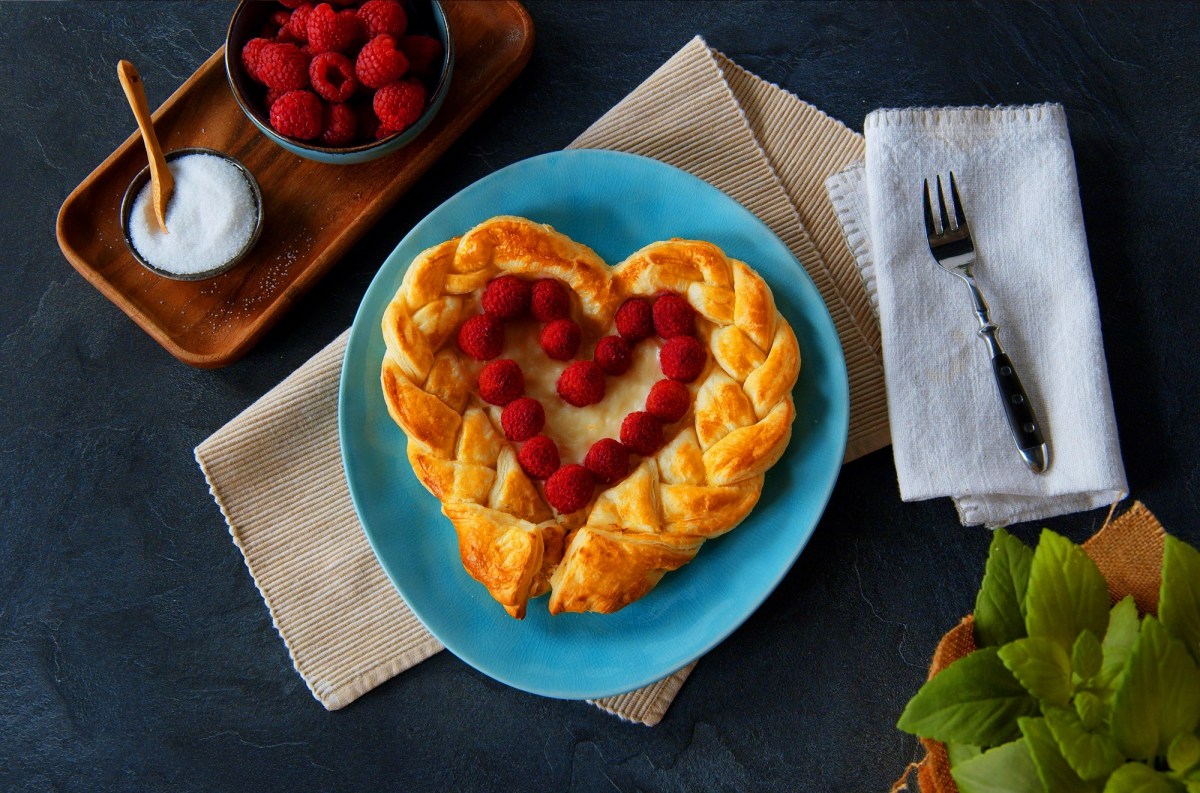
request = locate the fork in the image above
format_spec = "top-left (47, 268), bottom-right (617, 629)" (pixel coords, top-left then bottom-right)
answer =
top-left (923, 173), bottom-right (1049, 474)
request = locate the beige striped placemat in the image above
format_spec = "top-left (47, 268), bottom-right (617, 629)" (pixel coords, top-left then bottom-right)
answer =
top-left (196, 36), bottom-right (884, 726)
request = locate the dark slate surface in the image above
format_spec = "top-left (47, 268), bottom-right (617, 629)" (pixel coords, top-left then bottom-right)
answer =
top-left (2, 2), bottom-right (1198, 790)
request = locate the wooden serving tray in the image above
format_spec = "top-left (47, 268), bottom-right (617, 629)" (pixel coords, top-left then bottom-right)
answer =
top-left (57, 0), bottom-right (533, 368)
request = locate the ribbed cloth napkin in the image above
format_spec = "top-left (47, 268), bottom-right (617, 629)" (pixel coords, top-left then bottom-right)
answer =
top-left (196, 36), bottom-right (885, 724)
top-left (825, 105), bottom-right (1127, 526)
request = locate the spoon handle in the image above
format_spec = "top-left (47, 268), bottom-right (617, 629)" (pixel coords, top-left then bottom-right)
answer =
top-left (117, 60), bottom-right (174, 233)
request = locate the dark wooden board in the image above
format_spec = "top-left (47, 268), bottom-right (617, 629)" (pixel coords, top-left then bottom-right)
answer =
top-left (56, 0), bottom-right (534, 367)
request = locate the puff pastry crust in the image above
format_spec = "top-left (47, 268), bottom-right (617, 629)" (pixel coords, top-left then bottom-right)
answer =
top-left (380, 216), bottom-right (800, 618)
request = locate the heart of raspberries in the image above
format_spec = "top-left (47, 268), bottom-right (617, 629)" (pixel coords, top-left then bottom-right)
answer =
top-left (457, 276), bottom-right (706, 515)
top-left (239, 0), bottom-right (443, 147)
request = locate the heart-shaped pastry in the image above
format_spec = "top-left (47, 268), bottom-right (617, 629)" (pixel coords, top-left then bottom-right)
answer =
top-left (381, 216), bottom-right (800, 618)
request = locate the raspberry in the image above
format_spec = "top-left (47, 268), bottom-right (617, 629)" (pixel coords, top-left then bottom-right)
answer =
top-left (309, 51), bottom-right (357, 102)
top-left (319, 102), bottom-right (357, 146)
top-left (355, 33), bottom-right (409, 89)
top-left (256, 42), bottom-right (311, 91)
top-left (621, 411), bottom-right (664, 456)
top-left (271, 9), bottom-right (293, 30)
top-left (540, 319), bottom-right (581, 361)
top-left (593, 335), bottom-right (631, 375)
top-left (284, 4), bottom-right (313, 42)
top-left (653, 293), bottom-right (696, 338)
top-left (557, 361), bottom-right (605, 407)
top-left (373, 79), bottom-right (426, 130)
top-left (500, 397), bottom-right (544, 442)
top-left (376, 126), bottom-right (401, 140)
top-left (456, 314), bottom-right (504, 360)
top-left (615, 297), bottom-right (654, 341)
top-left (242, 37), bottom-right (273, 82)
top-left (584, 438), bottom-right (629, 484)
top-left (307, 3), bottom-right (364, 54)
top-left (269, 90), bottom-right (323, 140)
top-left (517, 435), bottom-right (559, 480)
top-left (478, 360), bottom-right (524, 406)
top-left (400, 34), bottom-right (443, 79)
top-left (646, 379), bottom-right (690, 423)
top-left (545, 465), bottom-right (595, 513)
top-left (530, 279), bottom-right (570, 322)
top-left (481, 275), bottom-right (530, 320)
top-left (265, 87), bottom-right (287, 108)
top-left (358, 0), bottom-right (408, 38)
top-left (660, 336), bottom-right (706, 383)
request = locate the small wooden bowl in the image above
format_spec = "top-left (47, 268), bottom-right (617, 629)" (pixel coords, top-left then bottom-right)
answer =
top-left (120, 147), bottom-right (264, 281)
top-left (224, 0), bottom-right (455, 164)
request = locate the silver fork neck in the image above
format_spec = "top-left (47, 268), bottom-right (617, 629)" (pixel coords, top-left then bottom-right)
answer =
top-left (956, 271), bottom-right (998, 349)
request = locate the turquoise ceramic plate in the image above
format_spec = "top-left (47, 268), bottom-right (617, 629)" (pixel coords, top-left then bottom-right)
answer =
top-left (340, 150), bottom-right (848, 699)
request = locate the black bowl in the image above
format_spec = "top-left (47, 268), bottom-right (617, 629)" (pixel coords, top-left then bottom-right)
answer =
top-left (224, 0), bottom-right (454, 163)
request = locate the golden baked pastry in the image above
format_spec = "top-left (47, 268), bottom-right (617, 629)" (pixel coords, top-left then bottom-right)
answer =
top-left (380, 216), bottom-right (800, 618)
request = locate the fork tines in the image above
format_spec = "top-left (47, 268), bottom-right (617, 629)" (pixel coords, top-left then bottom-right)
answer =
top-left (922, 172), bottom-right (968, 237)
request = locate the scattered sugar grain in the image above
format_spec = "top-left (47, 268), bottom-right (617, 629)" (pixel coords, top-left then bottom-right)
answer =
top-left (129, 153), bottom-right (257, 275)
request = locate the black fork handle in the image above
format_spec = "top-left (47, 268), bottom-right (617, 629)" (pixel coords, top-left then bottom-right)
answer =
top-left (980, 328), bottom-right (1048, 473)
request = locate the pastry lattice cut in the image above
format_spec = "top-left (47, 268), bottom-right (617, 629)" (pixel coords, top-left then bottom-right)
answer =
top-left (381, 216), bottom-right (800, 618)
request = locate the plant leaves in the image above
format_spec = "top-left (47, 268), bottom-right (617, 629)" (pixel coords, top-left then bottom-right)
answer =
top-left (1168, 733), bottom-right (1200, 774)
top-left (951, 739), bottom-right (1044, 793)
top-left (999, 637), bottom-right (1074, 706)
top-left (1020, 716), bottom-right (1102, 793)
top-left (1025, 529), bottom-right (1110, 653)
top-left (897, 647), bottom-right (1040, 745)
top-left (975, 528), bottom-right (1034, 648)
top-left (1075, 691), bottom-right (1108, 732)
top-left (1102, 762), bottom-right (1182, 793)
top-left (1110, 617), bottom-right (1200, 759)
top-left (1075, 630), bottom-right (1104, 680)
top-left (1161, 535), bottom-right (1200, 666)
top-left (1044, 705), bottom-right (1125, 781)
top-left (1100, 596), bottom-right (1141, 690)
top-left (947, 743), bottom-right (983, 768)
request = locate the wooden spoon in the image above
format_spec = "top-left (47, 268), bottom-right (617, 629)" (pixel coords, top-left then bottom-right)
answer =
top-left (117, 60), bottom-right (174, 233)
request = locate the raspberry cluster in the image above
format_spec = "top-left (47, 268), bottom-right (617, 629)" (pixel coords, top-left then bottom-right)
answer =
top-left (610, 292), bottom-right (707, 463)
top-left (240, 0), bottom-right (443, 146)
top-left (455, 278), bottom-right (707, 514)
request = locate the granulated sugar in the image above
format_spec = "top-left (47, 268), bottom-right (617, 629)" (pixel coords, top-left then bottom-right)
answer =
top-left (129, 153), bottom-right (258, 276)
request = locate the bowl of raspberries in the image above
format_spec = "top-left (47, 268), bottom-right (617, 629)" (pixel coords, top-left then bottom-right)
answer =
top-left (225, 0), bottom-right (452, 163)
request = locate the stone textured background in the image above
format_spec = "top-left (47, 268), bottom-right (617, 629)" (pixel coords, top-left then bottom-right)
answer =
top-left (2, 2), bottom-right (1197, 790)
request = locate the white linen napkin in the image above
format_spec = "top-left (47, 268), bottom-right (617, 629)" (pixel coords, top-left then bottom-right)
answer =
top-left (825, 104), bottom-right (1127, 526)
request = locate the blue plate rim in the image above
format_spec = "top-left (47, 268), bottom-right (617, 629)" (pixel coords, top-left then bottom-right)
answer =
top-left (338, 149), bottom-right (849, 699)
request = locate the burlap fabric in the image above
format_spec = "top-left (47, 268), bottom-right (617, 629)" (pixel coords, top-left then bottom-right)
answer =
top-left (196, 36), bottom-right (884, 724)
top-left (891, 501), bottom-right (1166, 792)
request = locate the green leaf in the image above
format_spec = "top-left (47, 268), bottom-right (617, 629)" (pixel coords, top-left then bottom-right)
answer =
top-left (952, 739), bottom-right (1044, 793)
top-left (1075, 691), bottom-right (1108, 731)
top-left (1020, 716), bottom-right (1102, 793)
top-left (947, 742), bottom-right (983, 768)
top-left (1075, 630), bottom-right (1105, 680)
top-left (975, 527), bottom-right (1034, 648)
top-left (999, 637), bottom-right (1074, 706)
top-left (1187, 782), bottom-right (1200, 793)
top-left (1100, 596), bottom-right (1141, 690)
top-left (897, 647), bottom-right (1040, 744)
top-left (1161, 535), bottom-right (1200, 666)
top-left (1102, 762), bottom-right (1182, 793)
top-left (1025, 529), bottom-right (1110, 653)
top-left (1110, 617), bottom-right (1200, 759)
top-left (1168, 733), bottom-right (1200, 774)
top-left (1044, 706), bottom-right (1125, 781)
